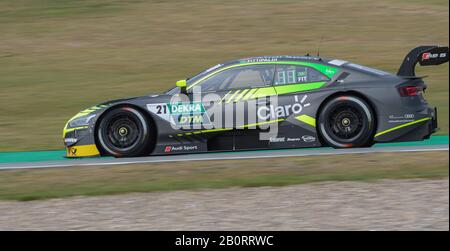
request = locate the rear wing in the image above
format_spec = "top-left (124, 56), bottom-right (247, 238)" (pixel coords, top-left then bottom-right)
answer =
top-left (397, 45), bottom-right (449, 77)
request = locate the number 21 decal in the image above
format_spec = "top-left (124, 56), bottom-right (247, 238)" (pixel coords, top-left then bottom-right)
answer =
top-left (156, 105), bottom-right (168, 114)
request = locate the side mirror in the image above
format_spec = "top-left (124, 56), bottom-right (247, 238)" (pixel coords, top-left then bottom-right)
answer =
top-left (176, 79), bottom-right (187, 94)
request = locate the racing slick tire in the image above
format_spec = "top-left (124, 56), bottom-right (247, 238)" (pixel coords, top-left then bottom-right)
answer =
top-left (97, 106), bottom-right (152, 157)
top-left (318, 95), bottom-right (375, 148)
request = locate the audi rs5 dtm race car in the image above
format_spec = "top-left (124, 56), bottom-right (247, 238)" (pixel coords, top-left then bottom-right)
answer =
top-left (63, 45), bottom-right (449, 158)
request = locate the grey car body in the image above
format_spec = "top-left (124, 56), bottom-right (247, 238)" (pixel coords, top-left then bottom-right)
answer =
top-left (62, 45), bottom-right (448, 158)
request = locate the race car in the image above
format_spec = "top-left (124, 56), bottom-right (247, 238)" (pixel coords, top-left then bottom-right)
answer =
top-left (63, 45), bottom-right (449, 158)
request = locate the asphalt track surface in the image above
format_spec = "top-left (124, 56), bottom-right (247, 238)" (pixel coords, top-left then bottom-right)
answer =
top-left (0, 136), bottom-right (448, 170)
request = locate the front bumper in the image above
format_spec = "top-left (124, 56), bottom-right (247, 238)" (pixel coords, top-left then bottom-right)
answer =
top-left (63, 104), bottom-right (112, 158)
top-left (66, 144), bottom-right (100, 158)
top-left (63, 126), bottom-right (100, 158)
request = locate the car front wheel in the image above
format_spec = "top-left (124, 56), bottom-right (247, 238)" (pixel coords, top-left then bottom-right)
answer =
top-left (97, 107), bottom-right (152, 157)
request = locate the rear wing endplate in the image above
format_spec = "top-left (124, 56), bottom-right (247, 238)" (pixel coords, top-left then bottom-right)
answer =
top-left (397, 45), bottom-right (449, 77)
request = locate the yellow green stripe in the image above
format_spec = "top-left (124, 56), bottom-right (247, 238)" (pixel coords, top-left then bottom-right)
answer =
top-left (375, 117), bottom-right (432, 137)
top-left (198, 128), bottom-right (233, 134)
top-left (226, 90), bottom-right (240, 103)
top-left (233, 89), bottom-right (249, 102)
top-left (251, 87), bottom-right (277, 99)
top-left (295, 114), bottom-right (316, 127)
top-left (219, 90), bottom-right (232, 104)
top-left (242, 88), bottom-right (259, 100)
top-left (216, 81), bottom-right (326, 105)
top-left (239, 119), bottom-right (285, 128)
top-left (274, 81), bottom-right (325, 95)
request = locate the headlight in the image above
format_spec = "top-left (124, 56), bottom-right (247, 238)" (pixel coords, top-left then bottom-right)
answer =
top-left (68, 114), bottom-right (96, 128)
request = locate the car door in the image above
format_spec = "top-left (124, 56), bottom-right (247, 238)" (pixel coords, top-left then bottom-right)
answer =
top-left (215, 65), bottom-right (276, 149)
top-left (186, 64), bottom-right (276, 150)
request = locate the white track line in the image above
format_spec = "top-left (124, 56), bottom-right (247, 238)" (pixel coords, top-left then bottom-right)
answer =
top-left (0, 145), bottom-right (447, 170)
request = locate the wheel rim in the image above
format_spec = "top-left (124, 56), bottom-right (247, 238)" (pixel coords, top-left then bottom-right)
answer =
top-left (104, 114), bottom-right (141, 151)
top-left (326, 103), bottom-right (366, 142)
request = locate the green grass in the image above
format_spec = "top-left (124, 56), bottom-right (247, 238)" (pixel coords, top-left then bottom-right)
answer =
top-left (0, 151), bottom-right (448, 201)
top-left (0, 0), bottom-right (448, 151)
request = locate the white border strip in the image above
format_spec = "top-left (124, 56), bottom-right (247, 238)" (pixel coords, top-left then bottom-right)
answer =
top-left (0, 145), bottom-right (447, 170)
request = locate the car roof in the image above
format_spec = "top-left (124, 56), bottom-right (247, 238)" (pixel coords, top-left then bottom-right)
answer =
top-left (219, 55), bottom-right (395, 77)
top-left (223, 55), bottom-right (332, 66)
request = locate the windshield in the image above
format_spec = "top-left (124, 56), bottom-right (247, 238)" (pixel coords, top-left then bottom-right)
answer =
top-left (165, 63), bottom-right (224, 94)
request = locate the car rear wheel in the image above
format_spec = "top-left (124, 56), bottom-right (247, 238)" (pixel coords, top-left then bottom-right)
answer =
top-left (318, 95), bottom-right (375, 148)
top-left (97, 107), bottom-right (152, 157)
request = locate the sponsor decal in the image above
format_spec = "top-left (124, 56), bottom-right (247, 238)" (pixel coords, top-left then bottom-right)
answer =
top-left (297, 70), bottom-right (308, 82)
top-left (325, 68), bottom-right (338, 76)
top-left (168, 102), bottom-right (205, 115)
top-left (257, 95), bottom-right (309, 120)
top-left (388, 114), bottom-right (415, 123)
top-left (164, 145), bottom-right (199, 152)
top-left (301, 135), bottom-right (316, 142)
top-left (64, 138), bottom-right (77, 144)
top-left (148, 102), bottom-right (205, 116)
top-left (269, 137), bottom-right (309, 143)
top-left (269, 137), bottom-right (304, 143)
top-left (71, 148), bottom-right (77, 155)
top-left (242, 56), bottom-right (319, 64)
top-left (147, 102), bottom-right (210, 127)
top-left (422, 52), bottom-right (447, 60)
top-left (269, 137), bottom-right (285, 143)
top-left (244, 58), bottom-right (278, 63)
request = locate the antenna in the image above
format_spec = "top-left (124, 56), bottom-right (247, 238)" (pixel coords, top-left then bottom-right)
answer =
top-left (317, 36), bottom-right (324, 57)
